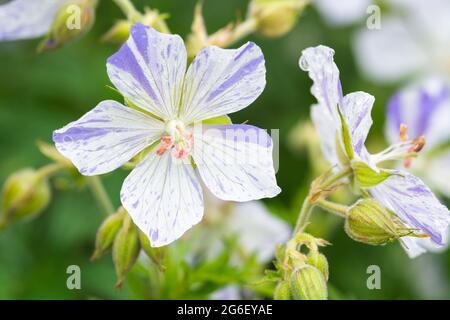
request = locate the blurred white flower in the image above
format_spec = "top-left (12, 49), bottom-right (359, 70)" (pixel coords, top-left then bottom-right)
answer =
top-left (314, 0), bottom-right (371, 26)
top-left (353, 0), bottom-right (450, 83)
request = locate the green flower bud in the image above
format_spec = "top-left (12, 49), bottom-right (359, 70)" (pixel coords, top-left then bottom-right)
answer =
top-left (101, 20), bottom-right (132, 44)
top-left (289, 265), bottom-right (328, 300)
top-left (306, 251), bottom-right (329, 281)
top-left (1, 168), bottom-right (51, 228)
top-left (112, 215), bottom-right (141, 288)
top-left (139, 230), bottom-right (166, 271)
top-left (249, 0), bottom-right (308, 37)
top-left (91, 208), bottom-right (125, 260)
top-left (345, 199), bottom-right (420, 245)
top-left (38, 0), bottom-right (97, 52)
top-left (274, 280), bottom-right (291, 300)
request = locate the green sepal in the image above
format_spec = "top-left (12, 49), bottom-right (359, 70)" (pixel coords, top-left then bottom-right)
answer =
top-left (201, 115), bottom-right (232, 125)
top-left (337, 105), bottom-right (354, 160)
top-left (352, 161), bottom-right (399, 188)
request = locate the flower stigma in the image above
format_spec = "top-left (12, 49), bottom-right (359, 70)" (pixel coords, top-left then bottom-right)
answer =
top-left (156, 120), bottom-right (194, 160)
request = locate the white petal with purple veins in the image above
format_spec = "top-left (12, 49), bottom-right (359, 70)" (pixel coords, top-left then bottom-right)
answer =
top-left (180, 42), bottom-right (266, 124)
top-left (192, 124), bottom-right (281, 201)
top-left (121, 150), bottom-right (204, 247)
top-left (370, 170), bottom-right (450, 258)
top-left (342, 91), bottom-right (374, 157)
top-left (300, 46), bottom-right (342, 122)
top-left (53, 100), bottom-right (164, 175)
top-left (107, 24), bottom-right (186, 120)
top-left (311, 103), bottom-right (339, 166)
top-left (386, 78), bottom-right (450, 149)
top-left (0, 0), bottom-right (66, 41)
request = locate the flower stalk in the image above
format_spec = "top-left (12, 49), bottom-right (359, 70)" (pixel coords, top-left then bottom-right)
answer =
top-left (87, 176), bottom-right (115, 216)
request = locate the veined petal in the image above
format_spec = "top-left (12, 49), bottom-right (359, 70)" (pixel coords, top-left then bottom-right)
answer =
top-left (192, 124), bottom-right (281, 201)
top-left (107, 24), bottom-right (186, 120)
top-left (180, 42), bottom-right (265, 124)
top-left (386, 78), bottom-right (450, 149)
top-left (121, 150), bottom-right (204, 247)
top-left (311, 103), bottom-right (339, 166)
top-left (426, 151), bottom-right (450, 198)
top-left (370, 170), bottom-right (450, 257)
top-left (53, 100), bottom-right (164, 175)
top-left (342, 91), bottom-right (374, 157)
top-left (300, 45), bottom-right (343, 121)
top-left (0, 0), bottom-right (65, 41)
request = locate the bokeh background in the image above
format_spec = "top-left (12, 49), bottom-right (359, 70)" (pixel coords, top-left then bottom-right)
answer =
top-left (0, 0), bottom-right (449, 299)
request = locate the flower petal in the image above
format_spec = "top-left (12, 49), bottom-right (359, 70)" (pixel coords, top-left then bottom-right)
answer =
top-left (225, 201), bottom-right (290, 262)
top-left (426, 151), bottom-right (450, 198)
top-left (311, 103), bottom-right (339, 166)
top-left (180, 42), bottom-right (265, 123)
top-left (370, 170), bottom-right (450, 257)
top-left (121, 150), bottom-right (204, 247)
top-left (192, 124), bottom-right (281, 201)
top-left (353, 17), bottom-right (428, 83)
top-left (315, 0), bottom-right (371, 26)
top-left (342, 91), bottom-right (374, 157)
top-left (300, 45), bottom-right (343, 121)
top-left (53, 100), bottom-right (164, 175)
top-left (386, 78), bottom-right (450, 149)
top-left (107, 24), bottom-right (186, 120)
top-left (0, 0), bottom-right (65, 41)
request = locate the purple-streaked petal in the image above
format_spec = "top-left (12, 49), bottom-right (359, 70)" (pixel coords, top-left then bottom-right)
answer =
top-left (121, 150), bottom-right (204, 247)
top-left (192, 124), bottom-right (280, 201)
top-left (386, 78), bottom-right (450, 149)
top-left (300, 45), bottom-right (343, 122)
top-left (180, 42), bottom-right (265, 124)
top-left (53, 100), bottom-right (164, 176)
top-left (0, 0), bottom-right (65, 41)
top-left (107, 24), bottom-right (186, 120)
top-left (342, 91), bottom-right (375, 157)
top-left (311, 103), bottom-right (339, 166)
top-left (370, 170), bottom-right (450, 257)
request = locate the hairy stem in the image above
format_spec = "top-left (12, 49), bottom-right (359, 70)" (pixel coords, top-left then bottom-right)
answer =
top-left (316, 199), bottom-right (348, 218)
top-left (87, 176), bottom-right (115, 216)
top-left (293, 167), bottom-right (352, 234)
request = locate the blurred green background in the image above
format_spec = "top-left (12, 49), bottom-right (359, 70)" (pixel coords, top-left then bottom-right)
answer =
top-left (0, 0), bottom-right (449, 299)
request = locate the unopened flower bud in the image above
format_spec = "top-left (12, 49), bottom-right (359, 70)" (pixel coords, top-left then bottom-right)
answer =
top-left (289, 265), bottom-right (328, 300)
top-left (91, 208), bottom-right (125, 260)
top-left (1, 169), bottom-right (51, 228)
top-left (249, 0), bottom-right (308, 37)
top-left (38, 0), bottom-right (97, 52)
top-left (101, 20), bottom-right (132, 44)
top-left (345, 199), bottom-right (421, 245)
top-left (112, 215), bottom-right (141, 288)
top-left (139, 230), bottom-right (165, 271)
top-left (306, 251), bottom-right (329, 281)
top-left (274, 280), bottom-right (291, 300)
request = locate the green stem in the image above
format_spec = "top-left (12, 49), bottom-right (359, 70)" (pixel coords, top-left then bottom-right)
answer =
top-left (35, 163), bottom-right (65, 180)
top-left (87, 176), bottom-right (115, 216)
top-left (316, 199), bottom-right (348, 218)
top-left (293, 167), bottom-right (352, 234)
top-left (230, 17), bottom-right (258, 45)
top-left (113, 0), bottom-right (141, 21)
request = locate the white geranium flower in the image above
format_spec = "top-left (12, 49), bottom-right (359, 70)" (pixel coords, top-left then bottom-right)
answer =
top-left (53, 24), bottom-right (281, 247)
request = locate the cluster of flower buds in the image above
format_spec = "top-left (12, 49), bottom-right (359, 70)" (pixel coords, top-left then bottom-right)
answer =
top-left (274, 233), bottom-right (329, 300)
top-left (91, 207), bottom-right (165, 288)
top-left (38, 0), bottom-right (98, 52)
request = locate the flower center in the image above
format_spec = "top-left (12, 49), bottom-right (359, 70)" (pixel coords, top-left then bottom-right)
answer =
top-left (156, 120), bottom-right (194, 160)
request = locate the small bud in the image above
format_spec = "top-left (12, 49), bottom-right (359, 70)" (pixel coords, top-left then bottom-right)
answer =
top-left (274, 280), bottom-right (291, 300)
top-left (1, 169), bottom-right (51, 228)
top-left (112, 214), bottom-right (141, 288)
top-left (345, 199), bottom-right (423, 245)
top-left (289, 265), bottom-right (328, 300)
top-left (306, 251), bottom-right (329, 281)
top-left (249, 0), bottom-right (307, 37)
top-left (91, 208), bottom-right (125, 260)
top-left (138, 230), bottom-right (165, 271)
top-left (38, 0), bottom-right (97, 52)
top-left (101, 20), bottom-right (132, 44)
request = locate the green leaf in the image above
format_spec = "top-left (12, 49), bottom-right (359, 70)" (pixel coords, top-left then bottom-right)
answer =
top-left (337, 105), bottom-right (354, 160)
top-left (202, 115), bottom-right (232, 125)
top-left (352, 161), bottom-right (399, 188)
